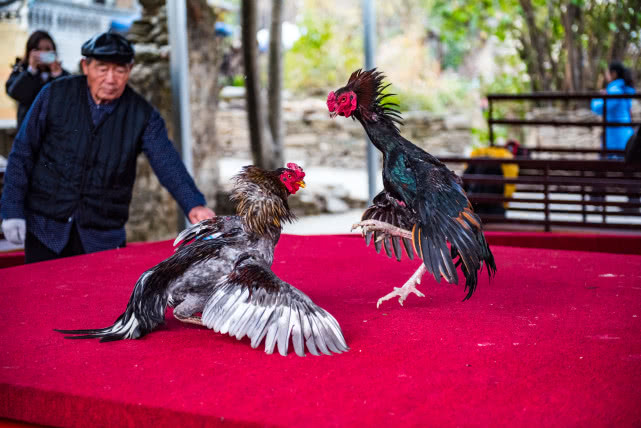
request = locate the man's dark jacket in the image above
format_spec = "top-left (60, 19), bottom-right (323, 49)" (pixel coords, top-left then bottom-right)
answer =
top-left (26, 75), bottom-right (153, 229)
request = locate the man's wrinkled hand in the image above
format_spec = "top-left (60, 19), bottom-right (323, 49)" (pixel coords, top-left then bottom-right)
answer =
top-left (2, 218), bottom-right (26, 246)
top-left (188, 206), bottom-right (215, 224)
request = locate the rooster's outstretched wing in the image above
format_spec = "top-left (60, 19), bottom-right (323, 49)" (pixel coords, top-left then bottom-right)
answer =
top-left (360, 191), bottom-right (415, 261)
top-left (202, 255), bottom-right (348, 357)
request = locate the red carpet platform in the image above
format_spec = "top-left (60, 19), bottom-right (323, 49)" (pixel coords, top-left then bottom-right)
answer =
top-left (2, 230), bottom-right (640, 270)
top-left (1, 234), bottom-right (640, 427)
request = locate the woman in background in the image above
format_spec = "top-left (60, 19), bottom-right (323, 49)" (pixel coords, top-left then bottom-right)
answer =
top-left (590, 61), bottom-right (636, 157)
top-left (590, 61), bottom-right (638, 211)
top-left (5, 30), bottom-right (69, 129)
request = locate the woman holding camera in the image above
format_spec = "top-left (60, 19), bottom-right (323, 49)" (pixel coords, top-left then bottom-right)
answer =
top-left (6, 30), bottom-right (69, 129)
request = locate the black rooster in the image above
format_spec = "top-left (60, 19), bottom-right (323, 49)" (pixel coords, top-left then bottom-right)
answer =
top-left (56, 163), bottom-right (348, 357)
top-left (328, 69), bottom-right (496, 307)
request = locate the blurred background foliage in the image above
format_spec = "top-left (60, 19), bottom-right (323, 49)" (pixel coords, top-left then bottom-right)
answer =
top-left (283, 10), bottom-right (362, 95)
top-left (430, 0), bottom-right (641, 92)
top-left (223, 0), bottom-right (640, 145)
top-left (278, 0), bottom-right (640, 106)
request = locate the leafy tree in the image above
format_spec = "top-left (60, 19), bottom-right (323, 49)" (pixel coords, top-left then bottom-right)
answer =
top-left (284, 12), bottom-right (362, 94)
top-left (241, 0), bottom-right (279, 169)
top-left (431, 0), bottom-right (641, 91)
top-left (268, 0), bottom-right (284, 166)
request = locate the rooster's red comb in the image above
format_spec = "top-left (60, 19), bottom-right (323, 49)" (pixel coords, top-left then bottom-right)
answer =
top-left (286, 163), bottom-right (305, 179)
top-left (327, 91), bottom-right (337, 112)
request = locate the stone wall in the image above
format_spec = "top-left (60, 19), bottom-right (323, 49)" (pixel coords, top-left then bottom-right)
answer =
top-left (217, 95), bottom-right (481, 170)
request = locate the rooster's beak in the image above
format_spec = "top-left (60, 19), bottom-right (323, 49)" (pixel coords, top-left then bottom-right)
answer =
top-left (329, 111), bottom-right (337, 119)
top-left (296, 180), bottom-right (306, 188)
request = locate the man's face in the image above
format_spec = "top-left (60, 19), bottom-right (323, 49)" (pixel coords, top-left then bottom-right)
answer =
top-left (82, 59), bottom-right (132, 104)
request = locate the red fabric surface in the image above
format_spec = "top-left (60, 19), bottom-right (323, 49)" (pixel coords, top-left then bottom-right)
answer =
top-left (3, 230), bottom-right (640, 271)
top-left (484, 231), bottom-right (641, 255)
top-left (1, 230), bottom-right (639, 270)
top-left (1, 235), bottom-right (640, 427)
top-left (0, 252), bottom-right (23, 270)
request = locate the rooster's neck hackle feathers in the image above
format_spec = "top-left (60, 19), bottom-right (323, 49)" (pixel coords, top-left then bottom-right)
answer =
top-left (347, 68), bottom-right (403, 132)
top-left (231, 166), bottom-right (295, 238)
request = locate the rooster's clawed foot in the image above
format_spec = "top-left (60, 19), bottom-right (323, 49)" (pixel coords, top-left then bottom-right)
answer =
top-left (376, 265), bottom-right (427, 308)
top-left (351, 219), bottom-right (412, 241)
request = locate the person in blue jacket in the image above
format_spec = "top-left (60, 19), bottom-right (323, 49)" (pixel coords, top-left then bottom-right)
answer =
top-left (591, 61), bottom-right (636, 157)
top-left (590, 61), bottom-right (638, 212)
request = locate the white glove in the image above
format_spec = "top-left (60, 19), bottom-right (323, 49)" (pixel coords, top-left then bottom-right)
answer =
top-left (2, 218), bottom-right (26, 246)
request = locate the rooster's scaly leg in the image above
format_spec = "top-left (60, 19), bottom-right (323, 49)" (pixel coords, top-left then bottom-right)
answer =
top-left (351, 219), bottom-right (412, 240)
top-left (377, 264), bottom-right (427, 308)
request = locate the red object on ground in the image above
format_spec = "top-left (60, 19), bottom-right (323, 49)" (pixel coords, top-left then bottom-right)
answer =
top-left (484, 231), bottom-right (641, 255)
top-left (0, 252), bottom-right (23, 270)
top-left (1, 235), bottom-right (640, 427)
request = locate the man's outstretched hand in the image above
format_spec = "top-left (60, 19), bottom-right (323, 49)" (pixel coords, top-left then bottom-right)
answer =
top-left (188, 206), bottom-right (216, 224)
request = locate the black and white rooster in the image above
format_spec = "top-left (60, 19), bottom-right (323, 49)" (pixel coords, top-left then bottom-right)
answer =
top-left (56, 163), bottom-right (348, 357)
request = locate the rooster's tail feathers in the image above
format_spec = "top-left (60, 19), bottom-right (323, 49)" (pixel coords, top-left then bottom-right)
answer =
top-left (412, 207), bottom-right (495, 301)
top-left (54, 270), bottom-right (168, 342)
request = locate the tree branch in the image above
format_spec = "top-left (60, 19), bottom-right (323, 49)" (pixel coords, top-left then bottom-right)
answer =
top-left (267, 0), bottom-right (284, 168)
top-left (241, 0), bottom-right (274, 169)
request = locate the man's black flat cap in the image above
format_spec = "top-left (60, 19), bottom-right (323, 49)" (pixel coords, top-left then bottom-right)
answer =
top-left (81, 32), bottom-right (134, 64)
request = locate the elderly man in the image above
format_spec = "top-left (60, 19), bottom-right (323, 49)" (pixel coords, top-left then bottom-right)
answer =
top-left (1, 32), bottom-right (215, 263)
